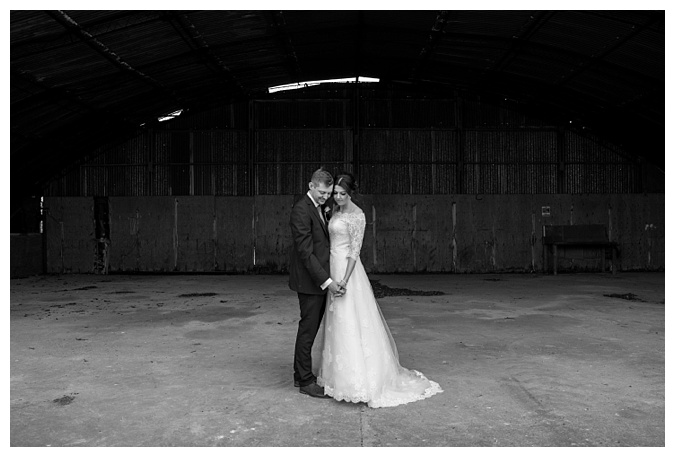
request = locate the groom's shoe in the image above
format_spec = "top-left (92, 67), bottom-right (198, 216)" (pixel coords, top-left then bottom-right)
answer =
top-left (299, 382), bottom-right (329, 398)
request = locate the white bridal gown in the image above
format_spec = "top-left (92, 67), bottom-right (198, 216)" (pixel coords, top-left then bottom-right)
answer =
top-left (312, 207), bottom-right (443, 408)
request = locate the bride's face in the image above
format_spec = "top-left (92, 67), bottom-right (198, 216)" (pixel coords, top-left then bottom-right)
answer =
top-left (333, 185), bottom-right (350, 206)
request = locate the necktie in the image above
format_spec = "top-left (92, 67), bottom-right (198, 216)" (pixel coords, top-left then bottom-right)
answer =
top-left (318, 206), bottom-right (325, 225)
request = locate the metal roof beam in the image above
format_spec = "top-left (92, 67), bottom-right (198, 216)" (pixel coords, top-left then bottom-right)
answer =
top-left (410, 11), bottom-right (453, 81)
top-left (46, 10), bottom-right (186, 107)
top-left (353, 11), bottom-right (364, 78)
top-left (162, 11), bottom-right (249, 97)
top-left (554, 11), bottom-right (664, 88)
top-left (489, 11), bottom-right (555, 73)
top-left (267, 11), bottom-right (303, 83)
top-left (10, 11), bottom-right (159, 55)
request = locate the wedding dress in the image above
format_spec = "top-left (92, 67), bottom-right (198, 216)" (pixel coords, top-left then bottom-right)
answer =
top-left (312, 207), bottom-right (443, 408)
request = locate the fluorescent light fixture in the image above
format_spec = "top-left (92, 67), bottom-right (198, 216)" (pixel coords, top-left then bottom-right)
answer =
top-left (158, 109), bottom-right (183, 122)
top-left (268, 76), bottom-right (379, 93)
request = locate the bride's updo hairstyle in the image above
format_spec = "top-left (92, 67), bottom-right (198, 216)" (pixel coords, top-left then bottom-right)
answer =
top-left (335, 172), bottom-right (358, 196)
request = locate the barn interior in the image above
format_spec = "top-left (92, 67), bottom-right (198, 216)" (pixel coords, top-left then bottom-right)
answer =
top-left (9, 9), bottom-right (665, 447)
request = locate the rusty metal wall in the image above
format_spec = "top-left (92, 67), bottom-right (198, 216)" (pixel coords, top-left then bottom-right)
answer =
top-left (563, 131), bottom-right (639, 193)
top-left (462, 130), bottom-right (558, 194)
top-left (33, 88), bottom-right (663, 276)
top-left (254, 128), bottom-right (352, 195)
top-left (359, 129), bottom-right (459, 194)
top-left (46, 129), bottom-right (251, 197)
top-left (42, 87), bottom-right (648, 198)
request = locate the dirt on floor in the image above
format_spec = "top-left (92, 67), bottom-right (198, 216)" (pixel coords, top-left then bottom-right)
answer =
top-left (10, 272), bottom-right (665, 447)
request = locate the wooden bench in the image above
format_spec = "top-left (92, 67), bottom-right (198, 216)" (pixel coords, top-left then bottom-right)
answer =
top-left (542, 224), bottom-right (618, 275)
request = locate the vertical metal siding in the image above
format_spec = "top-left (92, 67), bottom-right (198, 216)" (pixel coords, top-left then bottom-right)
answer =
top-left (191, 130), bottom-right (249, 196)
top-left (255, 129), bottom-right (352, 195)
top-left (564, 131), bottom-right (638, 193)
top-left (43, 88), bottom-right (643, 197)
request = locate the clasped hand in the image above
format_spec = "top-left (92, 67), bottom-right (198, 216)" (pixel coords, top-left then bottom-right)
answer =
top-left (328, 280), bottom-right (346, 297)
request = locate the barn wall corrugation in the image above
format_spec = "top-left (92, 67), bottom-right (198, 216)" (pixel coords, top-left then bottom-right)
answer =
top-left (359, 97), bottom-right (456, 128)
top-left (462, 130), bottom-right (559, 194)
top-left (191, 130), bottom-right (249, 196)
top-left (42, 87), bottom-right (650, 197)
top-left (256, 99), bottom-right (351, 129)
top-left (161, 103), bottom-right (249, 130)
top-left (462, 98), bottom-right (550, 128)
top-left (563, 131), bottom-right (638, 193)
top-left (255, 129), bottom-right (353, 195)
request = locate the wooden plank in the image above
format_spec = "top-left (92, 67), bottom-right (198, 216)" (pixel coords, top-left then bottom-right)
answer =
top-left (175, 197), bottom-right (215, 272)
top-left (454, 195), bottom-right (496, 272)
top-left (11, 234), bottom-right (43, 277)
top-left (43, 197), bottom-right (95, 273)
top-left (40, 194), bottom-right (664, 274)
top-left (544, 224), bottom-right (608, 243)
top-left (253, 195), bottom-right (294, 272)
top-left (491, 195), bottom-right (533, 272)
top-left (214, 197), bottom-right (254, 272)
top-left (407, 195), bottom-right (454, 272)
top-left (369, 195), bottom-right (414, 273)
top-left (108, 197), bottom-right (175, 272)
top-left (609, 193), bottom-right (664, 271)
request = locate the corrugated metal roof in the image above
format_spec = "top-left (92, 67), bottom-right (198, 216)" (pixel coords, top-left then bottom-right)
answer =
top-left (10, 10), bottom-right (664, 196)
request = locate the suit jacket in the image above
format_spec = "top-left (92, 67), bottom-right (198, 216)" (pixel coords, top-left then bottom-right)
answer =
top-left (288, 194), bottom-right (331, 294)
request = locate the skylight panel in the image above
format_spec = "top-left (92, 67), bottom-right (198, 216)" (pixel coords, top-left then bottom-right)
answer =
top-left (158, 109), bottom-right (183, 122)
top-left (268, 76), bottom-right (379, 93)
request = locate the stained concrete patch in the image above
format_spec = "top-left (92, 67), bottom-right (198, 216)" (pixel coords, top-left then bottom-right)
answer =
top-left (10, 273), bottom-right (664, 446)
top-left (178, 292), bottom-right (218, 297)
top-left (53, 394), bottom-right (77, 406)
top-left (603, 292), bottom-right (645, 302)
top-left (370, 279), bottom-right (444, 298)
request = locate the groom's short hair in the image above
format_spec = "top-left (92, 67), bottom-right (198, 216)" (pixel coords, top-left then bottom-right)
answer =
top-left (311, 167), bottom-right (333, 187)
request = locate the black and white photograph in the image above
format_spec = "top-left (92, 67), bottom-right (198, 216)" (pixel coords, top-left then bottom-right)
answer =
top-left (8, 3), bottom-right (667, 449)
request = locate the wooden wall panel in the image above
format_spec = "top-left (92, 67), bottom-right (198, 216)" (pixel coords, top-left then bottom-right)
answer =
top-left (608, 194), bottom-right (665, 271)
top-left (214, 197), bottom-right (254, 272)
top-left (453, 196), bottom-right (496, 272)
top-left (43, 197), bottom-right (94, 273)
top-left (366, 195), bottom-right (415, 273)
top-left (42, 194), bottom-right (664, 274)
top-left (175, 197), bottom-right (215, 272)
top-left (253, 196), bottom-right (294, 271)
top-left (108, 197), bottom-right (175, 272)
top-left (488, 195), bottom-right (534, 272)
top-left (409, 196), bottom-right (454, 272)
top-left (11, 234), bottom-right (43, 277)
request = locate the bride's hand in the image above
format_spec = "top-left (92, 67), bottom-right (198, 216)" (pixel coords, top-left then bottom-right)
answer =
top-left (328, 280), bottom-right (344, 297)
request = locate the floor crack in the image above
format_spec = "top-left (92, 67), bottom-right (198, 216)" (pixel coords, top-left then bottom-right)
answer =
top-left (360, 404), bottom-right (365, 447)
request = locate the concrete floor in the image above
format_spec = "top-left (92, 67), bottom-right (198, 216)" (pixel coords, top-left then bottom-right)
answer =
top-left (10, 272), bottom-right (665, 447)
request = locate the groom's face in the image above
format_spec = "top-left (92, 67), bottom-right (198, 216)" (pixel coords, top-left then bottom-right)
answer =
top-left (309, 181), bottom-right (333, 206)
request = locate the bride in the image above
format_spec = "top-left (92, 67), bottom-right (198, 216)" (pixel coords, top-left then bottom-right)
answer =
top-left (312, 172), bottom-right (442, 408)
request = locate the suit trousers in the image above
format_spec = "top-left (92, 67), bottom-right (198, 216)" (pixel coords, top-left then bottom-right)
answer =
top-left (294, 292), bottom-right (327, 387)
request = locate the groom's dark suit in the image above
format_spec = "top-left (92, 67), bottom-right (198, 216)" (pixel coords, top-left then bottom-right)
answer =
top-left (289, 193), bottom-right (331, 387)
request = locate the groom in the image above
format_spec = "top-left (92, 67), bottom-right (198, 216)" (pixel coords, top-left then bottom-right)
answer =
top-left (289, 167), bottom-right (345, 398)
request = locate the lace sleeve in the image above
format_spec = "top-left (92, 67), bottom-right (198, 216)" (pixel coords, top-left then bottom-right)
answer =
top-left (347, 212), bottom-right (367, 260)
